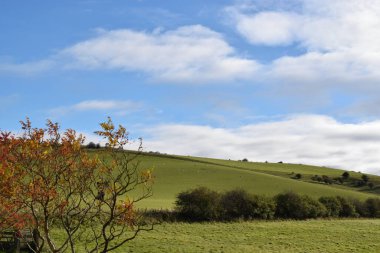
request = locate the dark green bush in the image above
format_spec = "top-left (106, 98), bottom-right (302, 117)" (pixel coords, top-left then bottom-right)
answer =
top-left (220, 189), bottom-right (253, 220)
top-left (336, 196), bottom-right (358, 217)
top-left (322, 175), bottom-right (333, 184)
top-left (365, 198), bottom-right (380, 218)
top-left (220, 189), bottom-right (275, 220)
top-left (319, 196), bottom-right (342, 217)
top-left (301, 195), bottom-right (327, 218)
top-left (250, 195), bottom-right (276, 219)
top-left (351, 198), bottom-right (368, 217)
top-left (174, 187), bottom-right (373, 222)
top-left (342, 171), bottom-right (350, 179)
top-left (275, 192), bottom-right (326, 219)
top-left (355, 180), bottom-right (366, 187)
top-left (175, 187), bottom-right (221, 221)
top-left (275, 192), bottom-right (302, 219)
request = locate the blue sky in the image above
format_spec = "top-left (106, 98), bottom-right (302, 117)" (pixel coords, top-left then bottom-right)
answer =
top-left (2, 0), bottom-right (380, 174)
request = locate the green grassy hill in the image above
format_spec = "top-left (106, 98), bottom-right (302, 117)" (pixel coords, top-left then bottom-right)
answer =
top-left (91, 150), bottom-right (380, 209)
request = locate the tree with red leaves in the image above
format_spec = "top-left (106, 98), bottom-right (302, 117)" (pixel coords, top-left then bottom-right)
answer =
top-left (0, 117), bottom-right (154, 253)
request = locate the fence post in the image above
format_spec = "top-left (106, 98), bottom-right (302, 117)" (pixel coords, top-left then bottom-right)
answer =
top-left (13, 232), bottom-right (20, 253)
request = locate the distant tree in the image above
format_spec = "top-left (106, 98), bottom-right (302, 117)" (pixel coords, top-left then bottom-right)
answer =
top-left (87, 141), bottom-right (96, 149)
top-left (294, 173), bottom-right (302, 179)
top-left (361, 174), bottom-right (369, 183)
top-left (368, 182), bottom-right (374, 189)
top-left (355, 180), bottom-right (366, 187)
top-left (96, 143), bottom-right (101, 149)
top-left (335, 177), bottom-right (343, 184)
top-left (322, 175), bottom-right (333, 184)
top-left (242, 158), bottom-right (248, 162)
top-left (342, 171), bottom-right (350, 180)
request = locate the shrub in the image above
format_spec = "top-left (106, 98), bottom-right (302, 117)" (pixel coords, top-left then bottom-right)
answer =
top-left (355, 180), bottom-right (366, 187)
top-left (351, 198), bottom-right (368, 217)
top-left (143, 209), bottom-right (178, 222)
top-left (336, 196), bottom-right (358, 217)
top-left (319, 196), bottom-right (342, 217)
top-left (334, 177), bottom-right (343, 184)
top-left (322, 175), bottom-right (333, 184)
top-left (311, 175), bottom-right (324, 182)
top-left (301, 195), bottom-right (327, 218)
top-left (220, 189), bottom-right (276, 220)
top-left (275, 192), bottom-right (303, 219)
top-left (275, 192), bottom-right (325, 219)
top-left (365, 198), bottom-right (380, 218)
top-left (175, 187), bottom-right (221, 221)
top-left (220, 189), bottom-right (252, 220)
top-left (294, 173), bottom-right (302, 179)
top-left (249, 195), bottom-right (276, 219)
top-left (342, 171), bottom-right (350, 180)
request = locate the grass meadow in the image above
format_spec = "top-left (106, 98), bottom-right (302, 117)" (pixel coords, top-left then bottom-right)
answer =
top-left (48, 219), bottom-right (380, 253)
top-left (37, 151), bottom-right (379, 253)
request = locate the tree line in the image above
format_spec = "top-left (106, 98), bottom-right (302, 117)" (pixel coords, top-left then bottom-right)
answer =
top-left (146, 187), bottom-right (380, 222)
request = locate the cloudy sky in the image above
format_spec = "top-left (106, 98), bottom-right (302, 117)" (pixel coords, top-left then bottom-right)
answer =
top-left (2, 0), bottom-right (380, 174)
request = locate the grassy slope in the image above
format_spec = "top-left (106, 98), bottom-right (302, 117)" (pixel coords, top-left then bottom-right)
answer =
top-left (186, 156), bottom-right (380, 193)
top-left (123, 152), bottom-right (380, 209)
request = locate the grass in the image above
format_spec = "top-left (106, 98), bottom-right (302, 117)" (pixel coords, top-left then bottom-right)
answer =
top-left (48, 219), bottom-right (380, 253)
top-left (118, 152), bottom-right (380, 209)
top-left (177, 155), bottom-right (380, 188)
top-left (125, 219), bottom-right (380, 253)
top-left (3, 151), bottom-right (379, 252)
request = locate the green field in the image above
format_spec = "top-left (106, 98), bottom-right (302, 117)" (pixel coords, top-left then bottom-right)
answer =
top-left (116, 152), bottom-right (380, 209)
top-left (56, 219), bottom-right (380, 253)
top-left (5, 151), bottom-right (379, 253)
top-left (126, 220), bottom-right (380, 253)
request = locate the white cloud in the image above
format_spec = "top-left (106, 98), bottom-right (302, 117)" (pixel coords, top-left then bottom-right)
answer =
top-left (226, 0), bottom-right (380, 92)
top-left (61, 25), bottom-right (260, 83)
top-left (0, 60), bottom-right (54, 75)
top-left (227, 0), bottom-right (380, 51)
top-left (50, 100), bottom-right (142, 116)
top-left (142, 114), bottom-right (380, 175)
top-left (230, 11), bottom-right (301, 46)
top-left (0, 25), bottom-right (260, 83)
